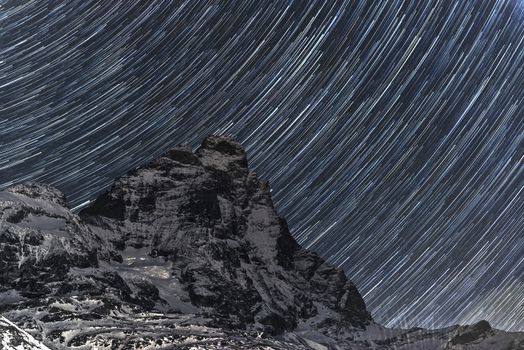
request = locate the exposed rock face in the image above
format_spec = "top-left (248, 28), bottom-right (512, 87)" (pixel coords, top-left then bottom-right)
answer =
top-left (449, 320), bottom-right (493, 345)
top-left (0, 183), bottom-right (159, 335)
top-left (80, 135), bottom-right (371, 334)
top-left (0, 183), bottom-right (99, 296)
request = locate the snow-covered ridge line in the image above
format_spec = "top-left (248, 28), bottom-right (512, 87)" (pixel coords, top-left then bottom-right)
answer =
top-left (0, 316), bottom-right (50, 350)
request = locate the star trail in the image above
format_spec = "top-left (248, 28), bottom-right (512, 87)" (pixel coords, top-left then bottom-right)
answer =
top-left (1, 0), bottom-right (523, 332)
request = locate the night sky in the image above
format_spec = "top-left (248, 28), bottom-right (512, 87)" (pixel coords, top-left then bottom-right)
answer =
top-left (1, 0), bottom-right (523, 332)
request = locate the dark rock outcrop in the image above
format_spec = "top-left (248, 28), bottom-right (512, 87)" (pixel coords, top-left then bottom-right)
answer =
top-left (80, 135), bottom-right (372, 334)
top-left (450, 320), bottom-right (493, 345)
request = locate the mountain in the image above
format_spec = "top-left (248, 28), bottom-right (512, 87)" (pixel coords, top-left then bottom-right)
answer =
top-left (0, 135), bottom-right (522, 349)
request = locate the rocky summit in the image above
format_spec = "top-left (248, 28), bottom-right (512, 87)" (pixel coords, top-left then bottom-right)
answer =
top-left (0, 135), bottom-right (523, 349)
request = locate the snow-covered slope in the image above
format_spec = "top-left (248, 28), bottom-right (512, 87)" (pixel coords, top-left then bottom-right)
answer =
top-left (0, 316), bottom-right (50, 350)
top-left (0, 135), bottom-right (522, 349)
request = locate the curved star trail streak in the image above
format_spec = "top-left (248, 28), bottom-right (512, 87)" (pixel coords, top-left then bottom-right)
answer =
top-left (1, 0), bottom-right (523, 332)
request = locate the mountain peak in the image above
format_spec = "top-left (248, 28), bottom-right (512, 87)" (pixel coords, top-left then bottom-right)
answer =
top-left (199, 135), bottom-right (246, 156)
top-left (164, 144), bottom-right (201, 166)
top-left (5, 182), bottom-right (67, 207)
top-left (196, 134), bottom-right (248, 172)
top-left (78, 135), bottom-right (371, 334)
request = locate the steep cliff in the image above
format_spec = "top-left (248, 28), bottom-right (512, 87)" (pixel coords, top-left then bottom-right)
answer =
top-left (81, 135), bottom-right (371, 335)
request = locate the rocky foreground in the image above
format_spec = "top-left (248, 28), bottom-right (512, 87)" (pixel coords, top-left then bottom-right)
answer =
top-left (0, 135), bottom-right (522, 349)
